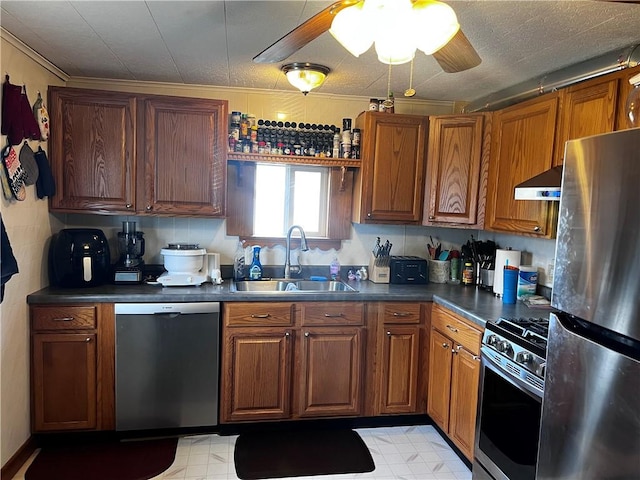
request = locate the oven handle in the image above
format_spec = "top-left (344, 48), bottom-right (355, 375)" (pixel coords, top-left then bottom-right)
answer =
top-left (481, 347), bottom-right (543, 400)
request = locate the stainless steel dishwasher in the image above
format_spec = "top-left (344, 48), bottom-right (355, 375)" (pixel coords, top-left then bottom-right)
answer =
top-left (114, 302), bottom-right (220, 431)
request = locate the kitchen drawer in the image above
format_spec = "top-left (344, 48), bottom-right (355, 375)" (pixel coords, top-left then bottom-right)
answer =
top-left (300, 302), bottom-right (364, 326)
top-left (31, 305), bottom-right (96, 331)
top-left (382, 303), bottom-right (422, 324)
top-left (224, 302), bottom-right (295, 327)
top-left (432, 305), bottom-right (482, 355)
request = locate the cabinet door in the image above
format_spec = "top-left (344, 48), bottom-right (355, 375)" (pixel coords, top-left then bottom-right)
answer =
top-left (32, 333), bottom-right (97, 431)
top-left (556, 76), bottom-right (618, 164)
top-left (379, 325), bottom-right (421, 414)
top-left (354, 112), bottom-right (428, 224)
top-left (48, 87), bottom-right (137, 213)
top-left (424, 114), bottom-right (484, 226)
top-left (222, 329), bottom-right (292, 422)
top-left (449, 345), bottom-right (481, 461)
top-left (298, 327), bottom-right (363, 417)
top-left (486, 94), bottom-right (559, 237)
top-left (427, 328), bottom-right (453, 432)
top-left (142, 96), bottom-right (227, 216)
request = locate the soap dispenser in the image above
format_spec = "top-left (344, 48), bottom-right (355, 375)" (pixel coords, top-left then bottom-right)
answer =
top-left (249, 246), bottom-right (263, 280)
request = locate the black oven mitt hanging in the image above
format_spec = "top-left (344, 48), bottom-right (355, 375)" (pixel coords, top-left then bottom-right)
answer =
top-left (34, 146), bottom-right (56, 199)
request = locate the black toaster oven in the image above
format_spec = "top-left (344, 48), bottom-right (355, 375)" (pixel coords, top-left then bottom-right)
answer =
top-left (389, 256), bottom-right (428, 284)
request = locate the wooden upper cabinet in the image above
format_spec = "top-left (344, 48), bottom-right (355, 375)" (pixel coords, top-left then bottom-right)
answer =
top-left (141, 96), bottom-right (227, 216)
top-left (423, 113), bottom-right (490, 228)
top-left (486, 93), bottom-right (559, 238)
top-left (555, 75), bottom-right (619, 164)
top-left (353, 112), bottom-right (428, 224)
top-left (615, 65), bottom-right (640, 131)
top-left (48, 87), bottom-right (137, 214)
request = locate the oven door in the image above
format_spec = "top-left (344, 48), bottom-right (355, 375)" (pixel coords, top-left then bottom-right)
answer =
top-left (473, 347), bottom-right (542, 480)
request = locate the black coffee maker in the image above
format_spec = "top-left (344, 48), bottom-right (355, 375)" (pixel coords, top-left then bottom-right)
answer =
top-left (113, 221), bottom-right (145, 284)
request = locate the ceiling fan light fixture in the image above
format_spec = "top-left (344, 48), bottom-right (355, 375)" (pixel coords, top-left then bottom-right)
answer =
top-left (329, 1), bottom-right (374, 57)
top-left (282, 62), bottom-right (330, 95)
top-left (413, 0), bottom-right (460, 54)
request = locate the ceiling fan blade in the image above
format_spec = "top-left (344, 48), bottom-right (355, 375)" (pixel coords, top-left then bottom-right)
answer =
top-left (432, 29), bottom-right (482, 73)
top-left (253, 1), bottom-right (356, 64)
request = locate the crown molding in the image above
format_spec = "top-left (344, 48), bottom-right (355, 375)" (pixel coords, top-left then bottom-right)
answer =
top-left (1, 28), bottom-right (69, 81)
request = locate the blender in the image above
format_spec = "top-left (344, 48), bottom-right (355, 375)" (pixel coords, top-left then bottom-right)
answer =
top-left (113, 221), bottom-right (145, 284)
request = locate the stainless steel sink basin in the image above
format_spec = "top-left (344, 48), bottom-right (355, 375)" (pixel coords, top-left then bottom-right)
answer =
top-left (231, 279), bottom-right (358, 293)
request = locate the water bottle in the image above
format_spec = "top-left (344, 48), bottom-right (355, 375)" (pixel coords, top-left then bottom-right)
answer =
top-left (233, 240), bottom-right (246, 281)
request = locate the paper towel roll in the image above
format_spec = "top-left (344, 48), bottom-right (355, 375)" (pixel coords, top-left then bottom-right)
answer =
top-left (493, 249), bottom-right (521, 296)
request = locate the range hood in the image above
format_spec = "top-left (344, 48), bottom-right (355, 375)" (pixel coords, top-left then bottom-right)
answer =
top-left (514, 166), bottom-right (563, 201)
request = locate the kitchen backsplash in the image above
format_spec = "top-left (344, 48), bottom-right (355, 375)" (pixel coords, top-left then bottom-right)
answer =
top-left (58, 213), bottom-right (556, 287)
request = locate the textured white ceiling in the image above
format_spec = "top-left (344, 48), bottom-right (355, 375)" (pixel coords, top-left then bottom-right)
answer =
top-left (1, 1), bottom-right (639, 103)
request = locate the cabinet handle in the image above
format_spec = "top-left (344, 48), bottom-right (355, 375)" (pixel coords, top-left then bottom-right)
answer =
top-left (387, 331), bottom-right (391, 336)
top-left (367, 213), bottom-right (372, 218)
top-left (441, 342), bottom-right (450, 349)
top-left (456, 345), bottom-right (464, 351)
top-left (473, 355), bottom-right (481, 361)
top-left (304, 332), bottom-right (310, 337)
top-left (146, 205), bottom-right (153, 211)
top-left (125, 203), bottom-right (133, 209)
top-left (392, 312), bottom-right (410, 317)
top-left (446, 325), bottom-right (458, 333)
top-left (324, 313), bottom-right (344, 318)
top-left (53, 317), bottom-right (74, 322)
top-left (250, 313), bottom-right (271, 318)
top-left (429, 215), bottom-right (436, 220)
top-left (533, 226), bottom-right (541, 232)
top-left (284, 332), bottom-right (290, 338)
top-left (85, 337), bottom-right (92, 342)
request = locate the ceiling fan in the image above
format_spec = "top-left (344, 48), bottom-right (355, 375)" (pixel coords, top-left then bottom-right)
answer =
top-left (253, 0), bottom-right (482, 73)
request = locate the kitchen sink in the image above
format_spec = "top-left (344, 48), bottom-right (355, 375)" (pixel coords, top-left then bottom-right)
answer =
top-left (230, 279), bottom-right (358, 293)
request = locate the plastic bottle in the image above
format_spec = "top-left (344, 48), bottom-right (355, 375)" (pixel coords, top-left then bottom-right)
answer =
top-left (233, 240), bottom-right (246, 281)
top-left (249, 246), bottom-right (263, 280)
top-left (330, 257), bottom-right (341, 280)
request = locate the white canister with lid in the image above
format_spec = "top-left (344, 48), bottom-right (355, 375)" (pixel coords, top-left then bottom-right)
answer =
top-left (493, 249), bottom-right (521, 296)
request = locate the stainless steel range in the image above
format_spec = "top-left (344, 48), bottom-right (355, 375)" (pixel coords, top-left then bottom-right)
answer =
top-left (473, 316), bottom-right (550, 480)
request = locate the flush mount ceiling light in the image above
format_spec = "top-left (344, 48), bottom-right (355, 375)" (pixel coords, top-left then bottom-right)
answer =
top-left (282, 63), bottom-right (330, 95)
top-left (329, 0), bottom-right (460, 65)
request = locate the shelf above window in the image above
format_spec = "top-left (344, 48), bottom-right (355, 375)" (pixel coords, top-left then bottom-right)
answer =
top-left (228, 152), bottom-right (361, 168)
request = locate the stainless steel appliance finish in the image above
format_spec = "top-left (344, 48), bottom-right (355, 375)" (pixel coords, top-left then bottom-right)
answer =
top-left (473, 317), bottom-right (548, 480)
top-left (538, 128), bottom-right (640, 479)
top-left (115, 302), bottom-right (220, 431)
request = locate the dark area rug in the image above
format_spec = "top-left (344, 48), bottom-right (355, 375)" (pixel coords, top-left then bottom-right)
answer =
top-left (234, 428), bottom-right (375, 479)
top-left (25, 437), bottom-right (178, 480)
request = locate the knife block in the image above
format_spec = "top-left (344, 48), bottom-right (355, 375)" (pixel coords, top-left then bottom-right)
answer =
top-left (369, 253), bottom-right (390, 284)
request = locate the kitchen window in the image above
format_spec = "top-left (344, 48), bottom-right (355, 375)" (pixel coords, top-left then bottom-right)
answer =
top-left (227, 161), bottom-right (354, 248)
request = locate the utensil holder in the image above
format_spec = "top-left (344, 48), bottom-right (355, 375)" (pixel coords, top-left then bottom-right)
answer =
top-left (368, 253), bottom-right (390, 283)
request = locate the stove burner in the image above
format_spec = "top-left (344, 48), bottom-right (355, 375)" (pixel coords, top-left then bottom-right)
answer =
top-left (486, 316), bottom-right (549, 357)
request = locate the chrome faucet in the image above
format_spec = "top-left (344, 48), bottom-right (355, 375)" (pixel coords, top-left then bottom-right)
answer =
top-left (284, 225), bottom-right (309, 279)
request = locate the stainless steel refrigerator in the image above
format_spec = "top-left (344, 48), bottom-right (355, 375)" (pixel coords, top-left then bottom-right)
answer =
top-left (537, 128), bottom-right (640, 479)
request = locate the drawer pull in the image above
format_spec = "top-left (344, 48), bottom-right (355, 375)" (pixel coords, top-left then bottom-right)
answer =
top-left (473, 355), bottom-right (480, 361)
top-left (392, 312), bottom-right (411, 317)
top-left (446, 324), bottom-right (459, 333)
top-left (85, 337), bottom-right (92, 342)
top-left (53, 317), bottom-right (74, 322)
top-left (250, 313), bottom-right (271, 318)
top-left (324, 313), bottom-right (344, 318)
top-left (441, 342), bottom-right (450, 349)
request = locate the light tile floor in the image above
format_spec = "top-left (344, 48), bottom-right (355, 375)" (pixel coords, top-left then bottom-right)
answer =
top-left (12, 425), bottom-right (471, 480)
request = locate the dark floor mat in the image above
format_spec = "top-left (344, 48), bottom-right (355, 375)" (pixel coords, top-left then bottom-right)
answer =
top-left (234, 428), bottom-right (375, 479)
top-left (25, 437), bottom-right (177, 480)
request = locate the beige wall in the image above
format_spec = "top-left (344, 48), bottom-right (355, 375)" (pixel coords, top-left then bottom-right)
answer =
top-left (0, 33), bottom-right (66, 468)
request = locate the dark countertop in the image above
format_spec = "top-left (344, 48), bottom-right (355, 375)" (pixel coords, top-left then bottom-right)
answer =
top-left (27, 280), bottom-right (555, 329)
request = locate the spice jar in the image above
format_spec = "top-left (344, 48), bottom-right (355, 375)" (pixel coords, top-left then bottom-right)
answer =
top-left (462, 261), bottom-right (475, 286)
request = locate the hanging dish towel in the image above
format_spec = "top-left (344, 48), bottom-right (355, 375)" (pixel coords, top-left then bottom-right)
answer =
top-left (32, 92), bottom-right (50, 141)
top-left (34, 147), bottom-right (56, 199)
top-left (1, 76), bottom-right (24, 145)
top-left (0, 215), bottom-right (19, 303)
top-left (20, 141), bottom-right (39, 186)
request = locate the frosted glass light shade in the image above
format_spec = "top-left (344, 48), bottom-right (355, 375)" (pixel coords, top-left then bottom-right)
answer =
top-left (282, 63), bottom-right (330, 95)
top-left (413, 0), bottom-right (460, 54)
top-left (329, 1), bottom-right (374, 57)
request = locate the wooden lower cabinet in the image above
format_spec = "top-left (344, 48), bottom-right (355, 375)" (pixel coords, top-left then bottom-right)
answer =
top-left (427, 304), bottom-right (482, 461)
top-left (221, 302), bottom-right (364, 423)
top-left (30, 304), bottom-right (115, 432)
